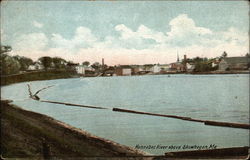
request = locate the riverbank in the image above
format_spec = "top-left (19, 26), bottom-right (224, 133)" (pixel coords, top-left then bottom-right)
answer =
top-left (1, 70), bottom-right (78, 86)
top-left (1, 100), bottom-right (148, 159)
top-left (2, 100), bottom-right (249, 159)
top-left (1, 69), bottom-right (249, 86)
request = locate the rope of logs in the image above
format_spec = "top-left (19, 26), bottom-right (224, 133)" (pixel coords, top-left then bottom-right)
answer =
top-left (27, 84), bottom-right (250, 130)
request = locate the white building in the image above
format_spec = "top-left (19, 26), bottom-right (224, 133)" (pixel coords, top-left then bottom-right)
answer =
top-left (122, 68), bottom-right (132, 76)
top-left (76, 65), bottom-right (85, 75)
top-left (28, 65), bottom-right (36, 71)
top-left (186, 63), bottom-right (195, 72)
top-left (151, 64), bottom-right (161, 73)
top-left (27, 62), bottom-right (44, 70)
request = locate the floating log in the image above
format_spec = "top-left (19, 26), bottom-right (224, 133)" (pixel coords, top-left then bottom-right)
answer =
top-left (204, 120), bottom-right (250, 129)
top-left (41, 100), bottom-right (107, 110)
top-left (165, 146), bottom-right (249, 158)
top-left (27, 84), bottom-right (54, 101)
top-left (27, 85), bottom-right (107, 109)
top-left (113, 108), bottom-right (250, 129)
top-left (34, 85), bottom-right (54, 96)
top-left (113, 108), bottom-right (205, 122)
top-left (27, 84), bottom-right (33, 97)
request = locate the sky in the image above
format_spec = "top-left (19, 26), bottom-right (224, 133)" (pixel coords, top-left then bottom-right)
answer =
top-left (1, 0), bottom-right (249, 65)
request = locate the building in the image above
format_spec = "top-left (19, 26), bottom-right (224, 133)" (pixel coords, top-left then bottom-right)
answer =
top-left (212, 58), bottom-right (220, 68)
top-left (151, 64), bottom-right (161, 73)
top-left (76, 65), bottom-right (85, 75)
top-left (143, 64), bottom-right (154, 72)
top-left (27, 62), bottom-right (44, 71)
top-left (219, 57), bottom-right (250, 71)
top-left (76, 65), bottom-right (95, 75)
top-left (130, 65), bottom-right (143, 74)
top-left (115, 65), bottom-right (132, 76)
top-left (169, 53), bottom-right (185, 72)
top-left (134, 64), bottom-right (161, 74)
top-left (103, 67), bottom-right (115, 76)
top-left (159, 64), bottom-right (171, 72)
top-left (169, 62), bottom-right (185, 72)
top-left (186, 63), bottom-right (195, 72)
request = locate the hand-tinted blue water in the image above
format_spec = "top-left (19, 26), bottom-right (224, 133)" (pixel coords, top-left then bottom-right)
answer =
top-left (1, 74), bottom-right (249, 155)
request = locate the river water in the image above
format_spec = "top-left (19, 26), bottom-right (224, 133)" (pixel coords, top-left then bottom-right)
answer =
top-left (1, 74), bottom-right (249, 155)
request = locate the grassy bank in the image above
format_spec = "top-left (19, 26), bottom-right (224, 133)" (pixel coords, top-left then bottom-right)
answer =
top-left (1, 70), bottom-right (79, 86)
top-left (1, 100), bottom-right (147, 159)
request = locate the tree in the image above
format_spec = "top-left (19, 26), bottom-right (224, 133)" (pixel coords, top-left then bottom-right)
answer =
top-left (52, 57), bottom-right (66, 69)
top-left (0, 54), bottom-right (21, 75)
top-left (38, 56), bottom-right (53, 70)
top-left (0, 45), bottom-right (12, 54)
top-left (245, 53), bottom-right (250, 57)
top-left (194, 61), bottom-right (212, 72)
top-left (222, 51), bottom-right (227, 58)
top-left (13, 56), bottom-right (33, 71)
top-left (82, 61), bottom-right (90, 66)
top-left (91, 62), bottom-right (101, 71)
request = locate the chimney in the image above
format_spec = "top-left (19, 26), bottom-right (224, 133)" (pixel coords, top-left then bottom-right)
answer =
top-left (184, 55), bottom-right (187, 72)
top-left (102, 58), bottom-right (104, 66)
top-left (102, 58), bottom-right (105, 71)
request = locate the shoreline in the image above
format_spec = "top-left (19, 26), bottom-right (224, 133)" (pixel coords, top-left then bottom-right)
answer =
top-left (1, 100), bottom-right (149, 158)
top-left (1, 69), bottom-right (249, 86)
top-left (2, 100), bottom-right (249, 159)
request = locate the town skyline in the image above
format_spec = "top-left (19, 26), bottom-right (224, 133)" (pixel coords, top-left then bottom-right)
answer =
top-left (1, 1), bottom-right (249, 65)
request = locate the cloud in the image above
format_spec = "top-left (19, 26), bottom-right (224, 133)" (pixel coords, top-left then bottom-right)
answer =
top-left (115, 24), bottom-right (135, 40)
top-left (168, 14), bottom-right (212, 36)
top-left (166, 14), bottom-right (212, 47)
top-left (114, 24), bottom-right (167, 49)
top-left (220, 27), bottom-right (248, 46)
top-left (137, 25), bottom-right (166, 43)
top-left (14, 32), bottom-right (48, 51)
top-left (115, 24), bottom-right (165, 43)
top-left (10, 14), bottom-right (249, 65)
top-left (51, 26), bottom-right (97, 50)
top-left (33, 21), bottom-right (44, 28)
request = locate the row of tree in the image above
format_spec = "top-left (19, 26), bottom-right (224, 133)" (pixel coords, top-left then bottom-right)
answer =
top-left (183, 51), bottom-right (249, 72)
top-left (1, 45), bottom-right (104, 75)
top-left (182, 51), bottom-right (228, 72)
top-left (183, 56), bottom-right (218, 72)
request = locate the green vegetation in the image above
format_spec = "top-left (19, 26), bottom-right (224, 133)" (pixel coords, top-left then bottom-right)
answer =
top-left (182, 52), bottom-right (229, 72)
top-left (82, 61), bottom-right (90, 66)
top-left (183, 57), bottom-right (218, 72)
top-left (1, 70), bottom-right (78, 86)
top-left (0, 45), bottom-right (81, 85)
top-left (13, 55), bottom-right (34, 71)
top-left (52, 57), bottom-right (67, 69)
top-left (0, 54), bottom-right (21, 75)
top-left (0, 45), bottom-right (77, 76)
top-left (38, 56), bottom-right (53, 70)
top-left (0, 45), bottom-right (12, 54)
top-left (91, 62), bottom-right (101, 71)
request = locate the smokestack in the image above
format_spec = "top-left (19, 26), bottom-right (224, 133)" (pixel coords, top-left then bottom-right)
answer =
top-left (102, 58), bottom-right (104, 66)
top-left (184, 55), bottom-right (187, 72)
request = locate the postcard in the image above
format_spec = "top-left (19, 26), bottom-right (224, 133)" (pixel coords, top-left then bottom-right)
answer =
top-left (1, 0), bottom-right (249, 159)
